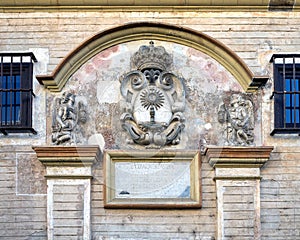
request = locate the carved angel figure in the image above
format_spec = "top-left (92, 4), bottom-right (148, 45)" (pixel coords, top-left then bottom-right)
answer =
top-left (218, 94), bottom-right (254, 146)
top-left (51, 92), bottom-right (87, 145)
top-left (120, 42), bottom-right (186, 147)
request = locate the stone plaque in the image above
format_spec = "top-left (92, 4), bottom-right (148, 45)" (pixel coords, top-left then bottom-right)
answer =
top-left (104, 150), bottom-right (201, 208)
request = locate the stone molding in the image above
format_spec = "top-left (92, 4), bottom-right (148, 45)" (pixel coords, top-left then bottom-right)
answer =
top-left (206, 146), bottom-right (274, 168)
top-left (33, 146), bottom-right (101, 178)
top-left (0, 0), bottom-right (298, 12)
top-left (33, 145), bottom-right (101, 167)
top-left (35, 22), bottom-right (267, 93)
top-left (103, 150), bottom-right (201, 209)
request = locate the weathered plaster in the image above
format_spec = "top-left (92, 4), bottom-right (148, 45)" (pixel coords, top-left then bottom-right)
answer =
top-left (36, 23), bottom-right (261, 92)
top-left (48, 40), bottom-right (261, 150)
top-left (16, 153), bottom-right (47, 195)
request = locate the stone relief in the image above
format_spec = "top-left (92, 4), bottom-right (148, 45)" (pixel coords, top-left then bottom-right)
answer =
top-left (218, 94), bottom-right (254, 146)
top-left (119, 41), bottom-right (186, 147)
top-left (51, 92), bottom-right (87, 145)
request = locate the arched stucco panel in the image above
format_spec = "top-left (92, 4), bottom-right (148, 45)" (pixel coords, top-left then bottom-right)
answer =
top-left (36, 22), bottom-right (267, 92)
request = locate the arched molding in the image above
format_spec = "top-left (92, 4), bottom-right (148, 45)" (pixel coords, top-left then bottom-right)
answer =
top-left (36, 22), bottom-right (267, 92)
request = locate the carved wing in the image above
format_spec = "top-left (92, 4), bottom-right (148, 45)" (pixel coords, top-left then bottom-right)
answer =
top-left (157, 72), bottom-right (186, 112)
top-left (120, 70), bottom-right (148, 103)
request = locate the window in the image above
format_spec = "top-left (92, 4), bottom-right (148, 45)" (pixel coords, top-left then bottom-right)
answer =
top-left (271, 54), bottom-right (300, 135)
top-left (0, 53), bottom-right (37, 135)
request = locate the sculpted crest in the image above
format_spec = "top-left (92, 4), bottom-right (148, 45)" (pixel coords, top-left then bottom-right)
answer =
top-left (120, 41), bottom-right (186, 147)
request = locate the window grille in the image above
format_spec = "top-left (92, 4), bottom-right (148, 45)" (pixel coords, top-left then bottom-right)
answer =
top-left (271, 54), bottom-right (300, 135)
top-left (0, 53), bottom-right (37, 135)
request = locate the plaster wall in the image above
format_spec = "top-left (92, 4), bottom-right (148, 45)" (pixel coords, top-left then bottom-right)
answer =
top-left (0, 9), bottom-right (299, 240)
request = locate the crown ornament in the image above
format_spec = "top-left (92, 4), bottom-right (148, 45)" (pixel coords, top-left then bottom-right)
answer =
top-left (131, 41), bottom-right (172, 71)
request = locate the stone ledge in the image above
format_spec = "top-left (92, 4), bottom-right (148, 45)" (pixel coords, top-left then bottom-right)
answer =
top-left (0, 0), bottom-right (296, 7)
top-left (33, 145), bottom-right (101, 167)
top-left (205, 146), bottom-right (273, 168)
top-left (1, 0), bottom-right (299, 12)
top-left (0, 0), bottom-right (273, 7)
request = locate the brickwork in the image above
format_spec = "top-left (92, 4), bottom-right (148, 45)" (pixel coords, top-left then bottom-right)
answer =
top-left (0, 11), bottom-right (299, 76)
top-left (261, 150), bottom-right (300, 239)
top-left (50, 180), bottom-right (90, 240)
top-left (0, 147), bottom-right (47, 239)
top-left (221, 181), bottom-right (258, 239)
top-left (0, 7), bottom-right (299, 240)
top-left (91, 157), bottom-right (216, 239)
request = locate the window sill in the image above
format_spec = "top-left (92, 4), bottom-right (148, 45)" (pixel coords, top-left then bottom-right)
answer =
top-left (0, 127), bottom-right (37, 135)
top-left (270, 128), bottom-right (300, 136)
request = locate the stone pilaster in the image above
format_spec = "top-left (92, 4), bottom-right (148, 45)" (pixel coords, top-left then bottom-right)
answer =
top-left (33, 146), bottom-right (101, 240)
top-left (205, 147), bottom-right (273, 240)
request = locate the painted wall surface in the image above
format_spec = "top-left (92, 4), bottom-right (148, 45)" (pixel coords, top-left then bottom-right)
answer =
top-left (0, 9), bottom-right (299, 240)
top-left (55, 41), bottom-right (247, 149)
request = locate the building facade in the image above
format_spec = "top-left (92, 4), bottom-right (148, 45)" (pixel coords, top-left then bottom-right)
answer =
top-left (0, 1), bottom-right (299, 239)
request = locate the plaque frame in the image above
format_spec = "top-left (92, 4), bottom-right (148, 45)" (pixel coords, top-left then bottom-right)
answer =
top-left (103, 150), bottom-right (201, 209)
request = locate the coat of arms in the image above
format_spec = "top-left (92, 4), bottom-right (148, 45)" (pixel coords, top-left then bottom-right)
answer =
top-left (120, 41), bottom-right (186, 147)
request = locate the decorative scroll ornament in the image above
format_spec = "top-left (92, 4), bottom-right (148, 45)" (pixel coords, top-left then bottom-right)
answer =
top-left (51, 92), bottom-right (87, 145)
top-left (218, 94), bottom-right (254, 146)
top-left (120, 41), bottom-right (186, 147)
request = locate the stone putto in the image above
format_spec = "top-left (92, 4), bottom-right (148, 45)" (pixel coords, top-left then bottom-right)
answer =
top-left (51, 92), bottom-right (87, 145)
top-left (218, 94), bottom-right (254, 146)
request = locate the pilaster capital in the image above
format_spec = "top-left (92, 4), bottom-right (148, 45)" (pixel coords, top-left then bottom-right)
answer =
top-left (32, 145), bottom-right (101, 178)
top-left (205, 146), bottom-right (273, 169)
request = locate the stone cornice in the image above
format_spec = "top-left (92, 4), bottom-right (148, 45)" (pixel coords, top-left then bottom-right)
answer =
top-left (0, 0), bottom-right (269, 6)
top-left (0, 0), bottom-right (298, 12)
top-left (33, 145), bottom-right (101, 167)
top-left (205, 146), bottom-right (274, 168)
top-left (36, 22), bottom-right (264, 93)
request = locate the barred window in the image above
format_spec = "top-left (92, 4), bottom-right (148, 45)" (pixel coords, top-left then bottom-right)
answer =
top-left (271, 54), bottom-right (300, 135)
top-left (0, 53), bottom-right (37, 135)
